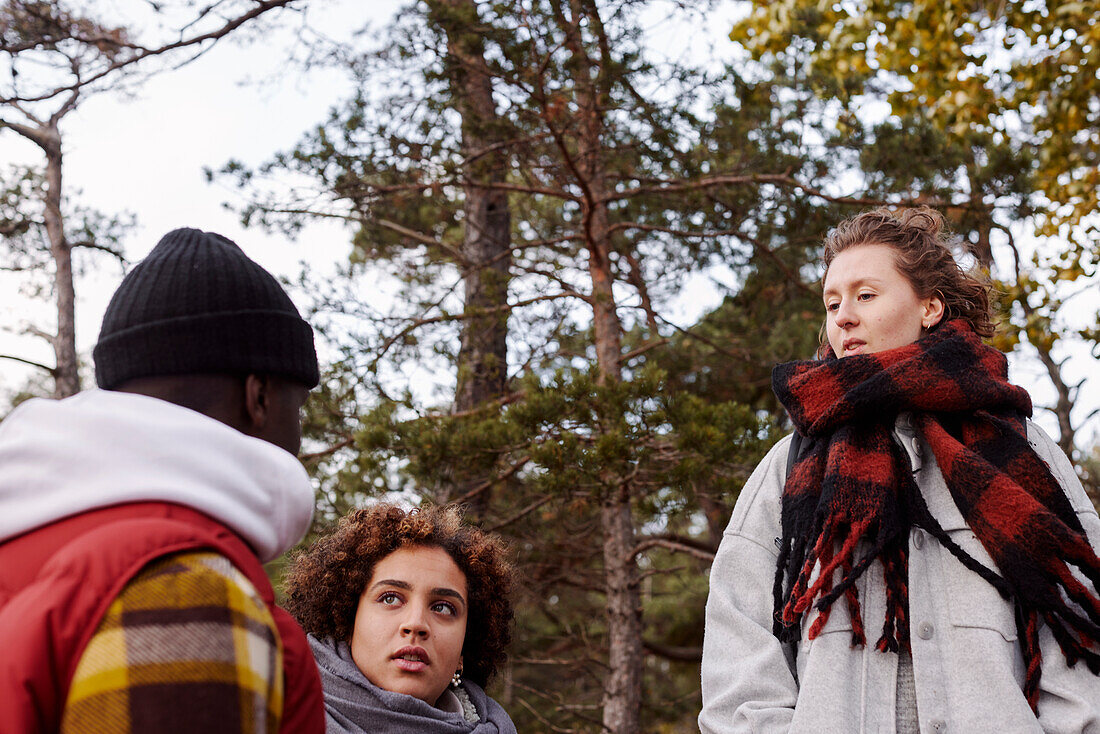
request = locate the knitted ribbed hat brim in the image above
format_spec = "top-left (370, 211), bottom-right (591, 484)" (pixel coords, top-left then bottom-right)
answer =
top-left (93, 228), bottom-right (319, 389)
top-left (94, 311), bottom-right (318, 388)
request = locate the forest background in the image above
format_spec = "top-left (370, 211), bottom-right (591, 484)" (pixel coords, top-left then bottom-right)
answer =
top-left (2, 0), bottom-right (1099, 732)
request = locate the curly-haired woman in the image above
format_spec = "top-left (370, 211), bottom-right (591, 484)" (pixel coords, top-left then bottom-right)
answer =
top-left (285, 503), bottom-right (517, 733)
top-left (699, 207), bottom-right (1100, 732)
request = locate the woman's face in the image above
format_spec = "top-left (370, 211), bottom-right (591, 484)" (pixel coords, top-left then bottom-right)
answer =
top-left (349, 545), bottom-right (468, 706)
top-left (823, 243), bottom-right (944, 357)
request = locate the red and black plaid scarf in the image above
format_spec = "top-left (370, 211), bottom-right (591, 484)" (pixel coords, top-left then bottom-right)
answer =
top-left (771, 319), bottom-right (1100, 711)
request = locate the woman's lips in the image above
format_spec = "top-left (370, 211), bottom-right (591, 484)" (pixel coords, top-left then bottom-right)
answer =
top-left (393, 657), bottom-right (429, 672)
top-left (843, 340), bottom-right (866, 355)
top-left (392, 646), bottom-right (430, 673)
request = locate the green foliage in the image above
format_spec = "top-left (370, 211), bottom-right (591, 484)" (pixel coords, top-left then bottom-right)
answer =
top-left (230, 1), bottom-right (847, 729)
top-left (315, 358), bottom-right (774, 730)
top-left (0, 0), bottom-right (130, 61)
top-left (730, 0), bottom-right (1100, 454)
top-left (0, 163), bottom-right (130, 296)
top-left (1080, 441), bottom-right (1100, 514)
top-left (0, 165), bottom-right (48, 273)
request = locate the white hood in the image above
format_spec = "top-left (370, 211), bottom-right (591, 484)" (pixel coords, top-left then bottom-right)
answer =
top-left (0, 389), bottom-right (314, 562)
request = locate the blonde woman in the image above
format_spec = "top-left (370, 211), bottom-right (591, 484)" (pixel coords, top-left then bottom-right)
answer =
top-left (700, 208), bottom-right (1100, 733)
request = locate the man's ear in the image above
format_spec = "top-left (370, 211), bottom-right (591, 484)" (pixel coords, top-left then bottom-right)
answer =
top-left (243, 374), bottom-right (271, 430)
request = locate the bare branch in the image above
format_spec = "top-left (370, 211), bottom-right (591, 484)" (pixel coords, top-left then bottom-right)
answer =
top-left (452, 454), bottom-right (532, 505)
top-left (463, 131), bottom-right (549, 166)
top-left (642, 639), bottom-right (702, 663)
top-left (2, 0), bottom-right (298, 106)
top-left (622, 249), bottom-right (659, 336)
top-left (70, 239), bottom-right (127, 263)
top-left (620, 338), bottom-right (668, 364)
top-left (299, 435), bottom-right (355, 462)
top-left (24, 324), bottom-right (56, 345)
top-left (432, 390), bottom-right (526, 419)
top-left (376, 218), bottom-right (466, 265)
top-left (632, 534), bottom-right (716, 562)
top-left (608, 221), bottom-right (745, 239)
top-left (512, 696), bottom-right (580, 734)
top-left (656, 313), bottom-right (755, 361)
top-left (372, 291), bottom-right (585, 367)
top-left (610, 173), bottom-right (991, 211)
top-left (0, 353), bottom-right (56, 374)
top-left (49, 88), bottom-right (80, 126)
top-left (486, 496), bottom-right (553, 532)
top-left (0, 115), bottom-right (49, 146)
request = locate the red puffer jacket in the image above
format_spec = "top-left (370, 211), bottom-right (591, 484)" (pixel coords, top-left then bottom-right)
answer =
top-left (0, 501), bottom-right (324, 734)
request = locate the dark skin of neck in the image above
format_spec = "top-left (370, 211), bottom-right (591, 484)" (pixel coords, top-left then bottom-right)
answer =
top-left (113, 373), bottom-right (309, 455)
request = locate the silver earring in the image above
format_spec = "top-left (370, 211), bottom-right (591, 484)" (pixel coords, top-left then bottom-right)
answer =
top-left (451, 668), bottom-right (462, 687)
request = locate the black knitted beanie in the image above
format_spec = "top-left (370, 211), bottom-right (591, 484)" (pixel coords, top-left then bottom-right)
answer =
top-left (93, 228), bottom-right (319, 389)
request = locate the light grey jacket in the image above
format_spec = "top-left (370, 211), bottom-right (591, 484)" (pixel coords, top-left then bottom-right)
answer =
top-left (700, 418), bottom-right (1100, 734)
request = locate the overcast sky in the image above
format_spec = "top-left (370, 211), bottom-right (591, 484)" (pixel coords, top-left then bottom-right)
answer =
top-left (1, 0), bottom-right (402, 392)
top-left (1, 1), bottom-right (1096, 448)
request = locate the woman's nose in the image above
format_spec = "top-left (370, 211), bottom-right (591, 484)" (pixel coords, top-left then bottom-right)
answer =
top-left (834, 300), bottom-right (857, 328)
top-left (401, 608), bottom-right (430, 637)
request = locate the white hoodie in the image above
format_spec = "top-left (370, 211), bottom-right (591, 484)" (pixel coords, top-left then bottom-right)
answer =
top-left (0, 389), bottom-right (314, 562)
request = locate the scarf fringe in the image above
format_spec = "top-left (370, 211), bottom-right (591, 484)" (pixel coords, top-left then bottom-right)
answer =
top-left (772, 320), bottom-right (1100, 716)
top-left (1017, 608), bottom-right (1042, 712)
top-left (877, 546), bottom-right (910, 653)
top-left (780, 516), bottom-right (912, 650)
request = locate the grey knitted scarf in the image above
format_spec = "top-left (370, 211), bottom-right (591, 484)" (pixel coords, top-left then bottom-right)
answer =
top-left (308, 636), bottom-right (518, 734)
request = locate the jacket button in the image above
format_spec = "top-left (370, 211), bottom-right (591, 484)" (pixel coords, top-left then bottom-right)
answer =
top-left (918, 621), bottom-right (934, 640)
top-left (930, 719), bottom-right (946, 732)
top-left (913, 530), bottom-right (925, 550)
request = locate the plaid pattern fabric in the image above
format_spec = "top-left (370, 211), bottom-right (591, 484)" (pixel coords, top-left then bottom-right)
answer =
top-left (772, 320), bottom-right (1100, 711)
top-left (60, 551), bottom-right (283, 734)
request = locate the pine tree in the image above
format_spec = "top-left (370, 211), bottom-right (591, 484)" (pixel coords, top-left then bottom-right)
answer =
top-left (227, 2), bottom-right (860, 729)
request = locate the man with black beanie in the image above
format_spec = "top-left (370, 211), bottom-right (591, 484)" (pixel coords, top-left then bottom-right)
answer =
top-left (0, 228), bottom-right (326, 734)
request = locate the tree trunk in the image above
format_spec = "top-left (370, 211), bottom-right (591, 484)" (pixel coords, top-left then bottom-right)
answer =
top-left (556, 1), bottom-right (641, 730)
top-left (1, 0), bottom-right (295, 399)
top-left (1009, 249), bottom-right (1079, 458)
top-left (432, 0), bottom-right (513, 516)
top-left (601, 489), bottom-right (644, 734)
top-left (1036, 346), bottom-right (1077, 458)
top-left (585, 167), bottom-right (640, 734)
top-left (587, 197), bottom-right (623, 383)
top-left (455, 185), bottom-right (510, 410)
top-left (43, 124), bottom-right (79, 398)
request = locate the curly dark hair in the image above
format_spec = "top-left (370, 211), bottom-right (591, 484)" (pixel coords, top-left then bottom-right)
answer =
top-left (821, 206), bottom-right (995, 341)
top-left (283, 503), bottom-right (514, 686)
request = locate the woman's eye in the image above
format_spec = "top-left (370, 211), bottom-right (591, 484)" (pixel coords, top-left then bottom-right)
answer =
top-left (825, 302), bottom-right (839, 312)
top-left (857, 292), bottom-right (874, 301)
top-left (378, 592), bottom-right (401, 606)
top-left (431, 601), bottom-right (457, 616)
